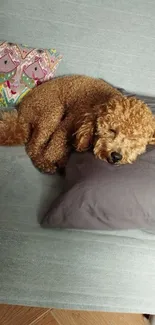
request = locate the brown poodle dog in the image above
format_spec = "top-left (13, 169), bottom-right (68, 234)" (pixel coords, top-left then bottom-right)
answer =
top-left (0, 75), bottom-right (155, 173)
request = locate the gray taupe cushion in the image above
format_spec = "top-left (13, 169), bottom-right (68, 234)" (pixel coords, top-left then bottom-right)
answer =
top-left (42, 148), bottom-right (155, 230)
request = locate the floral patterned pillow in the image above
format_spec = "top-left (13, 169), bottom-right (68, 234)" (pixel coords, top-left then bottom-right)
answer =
top-left (0, 41), bottom-right (62, 107)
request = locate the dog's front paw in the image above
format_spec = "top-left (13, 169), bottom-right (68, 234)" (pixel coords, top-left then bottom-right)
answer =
top-left (75, 135), bottom-right (92, 152)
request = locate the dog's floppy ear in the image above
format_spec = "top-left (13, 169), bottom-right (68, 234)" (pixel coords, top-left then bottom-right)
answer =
top-left (74, 103), bottom-right (109, 152)
top-left (74, 113), bottom-right (96, 152)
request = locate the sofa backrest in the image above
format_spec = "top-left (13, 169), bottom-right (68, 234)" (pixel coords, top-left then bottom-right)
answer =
top-left (1, 0), bottom-right (155, 95)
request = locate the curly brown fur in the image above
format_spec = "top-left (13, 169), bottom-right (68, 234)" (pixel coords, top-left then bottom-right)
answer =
top-left (93, 97), bottom-right (155, 164)
top-left (0, 110), bottom-right (28, 145)
top-left (0, 75), bottom-right (155, 173)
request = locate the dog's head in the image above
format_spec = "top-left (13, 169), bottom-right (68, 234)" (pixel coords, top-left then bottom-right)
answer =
top-left (94, 97), bottom-right (155, 164)
top-left (76, 97), bottom-right (155, 165)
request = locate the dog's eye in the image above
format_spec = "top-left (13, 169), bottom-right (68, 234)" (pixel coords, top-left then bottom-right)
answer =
top-left (110, 129), bottom-right (116, 135)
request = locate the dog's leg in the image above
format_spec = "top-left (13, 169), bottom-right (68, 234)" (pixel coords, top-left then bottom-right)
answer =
top-left (26, 106), bottom-right (64, 160)
top-left (30, 116), bottom-right (72, 173)
top-left (46, 128), bottom-right (69, 170)
top-left (32, 128), bottom-right (69, 173)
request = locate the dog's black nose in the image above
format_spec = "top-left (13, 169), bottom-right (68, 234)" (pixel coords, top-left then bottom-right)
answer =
top-left (111, 151), bottom-right (122, 163)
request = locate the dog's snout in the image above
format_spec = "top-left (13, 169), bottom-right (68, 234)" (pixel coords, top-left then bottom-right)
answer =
top-left (111, 151), bottom-right (122, 163)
